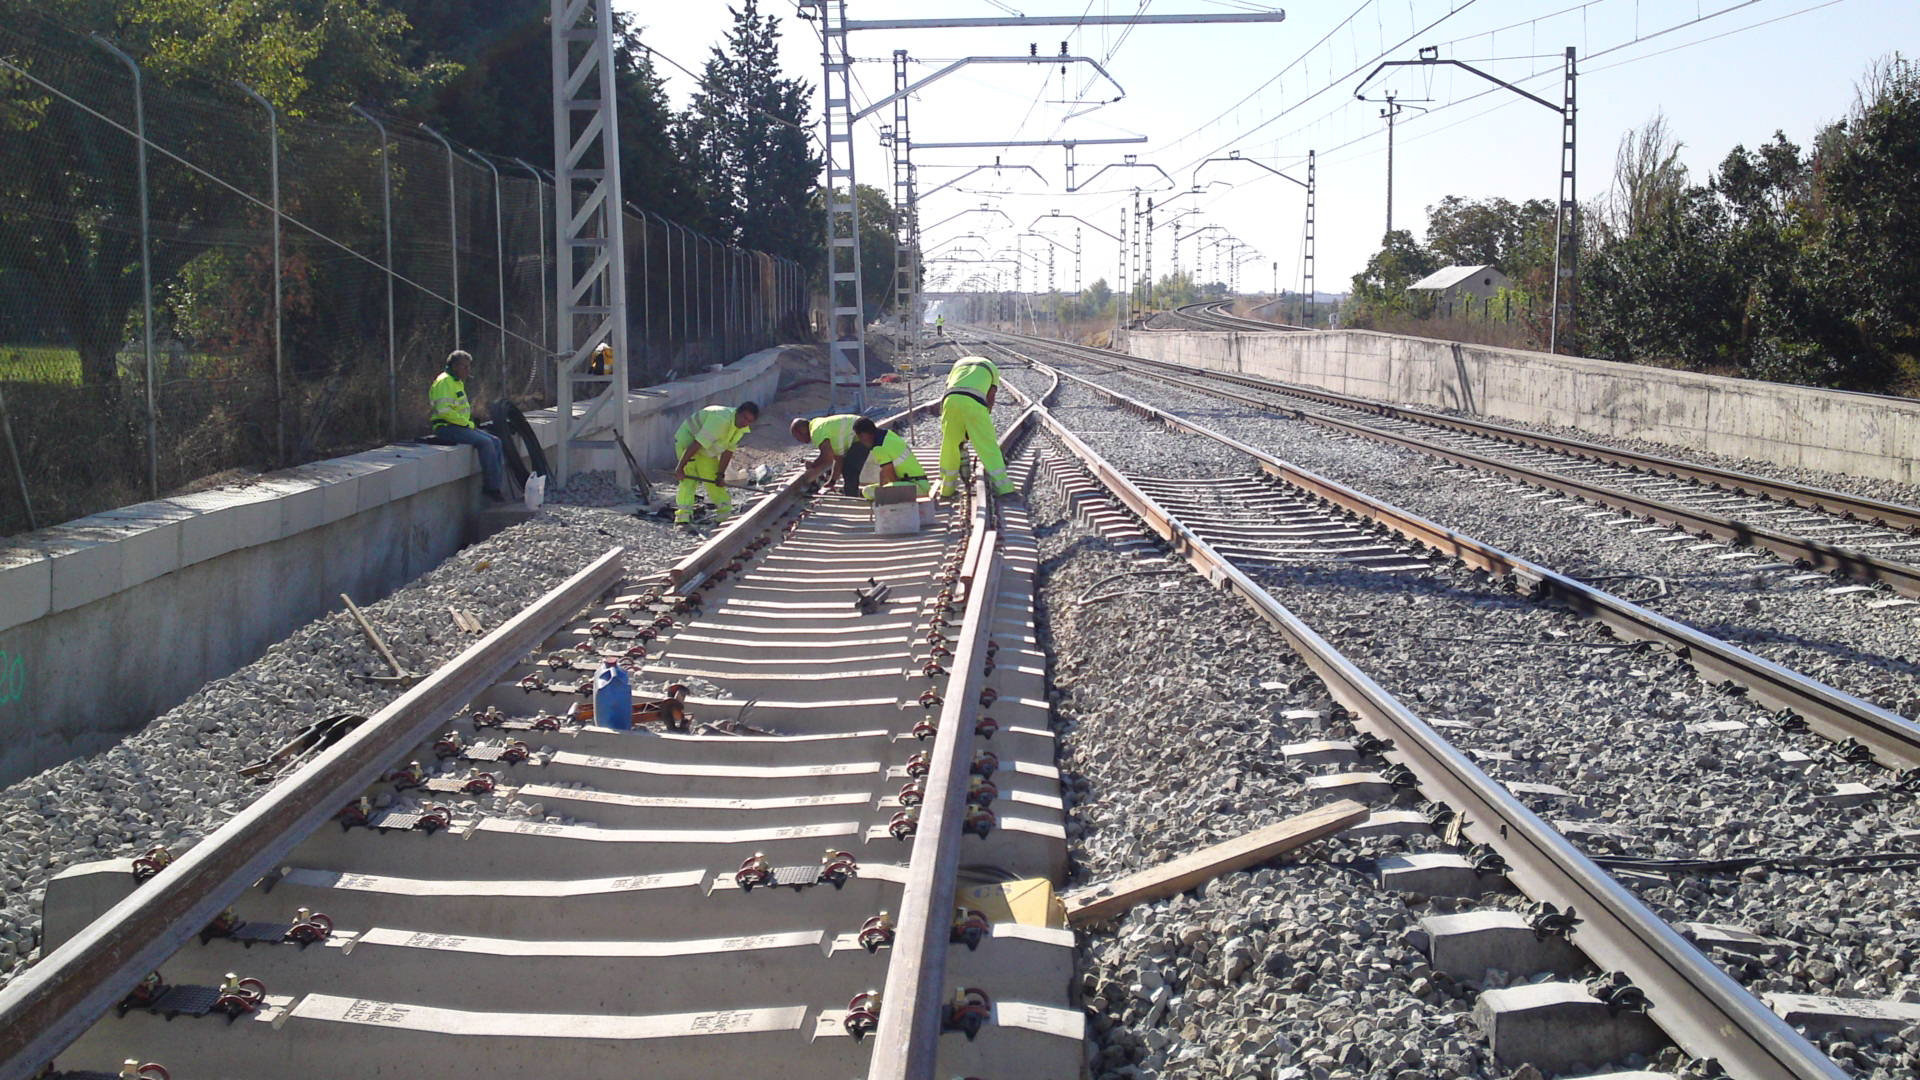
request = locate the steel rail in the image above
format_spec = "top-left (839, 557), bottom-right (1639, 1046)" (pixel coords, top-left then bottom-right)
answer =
top-left (1110, 327), bottom-right (1920, 534)
top-left (988, 328), bottom-right (1920, 599)
top-left (1040, 360), bottom-right (1920, 771)
top-left (869, 394), bottom-right (1040, 1079)
top-left (1015, 390), bottom-right (1847, 1080)
top-left (0, 548), bottom-right (628, 1080)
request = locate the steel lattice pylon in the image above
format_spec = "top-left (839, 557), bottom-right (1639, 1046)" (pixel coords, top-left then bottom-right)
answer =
top-left (888, 49), bottom-right (921, 347)
top-left (549, 0), bottom-right (631, 487)
top-left (815, 0), bottom-right (866, 409)
top-left (1550, 47), bottom-right (1579, 353)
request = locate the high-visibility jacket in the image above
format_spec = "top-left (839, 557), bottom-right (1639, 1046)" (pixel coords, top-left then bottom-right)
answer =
top-left (675, 405), bottom-right (750, 458)
top-left (868, 430), bottom-right (925, 478)
top-left (809, 414), bottom-right (861, 456)
top-left (945, 356), bottom-right (1000, 403)
top-left (429, 371), bottom-right (474, 428)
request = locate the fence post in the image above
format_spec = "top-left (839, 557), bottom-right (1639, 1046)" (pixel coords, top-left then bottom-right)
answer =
top-left (350, 106), bottom-right (397, 439)
top-left (0, 384), bottom-right (36, 531)
top-left (419, 124), bottom-right (461, 352)
top-left (90, 36), bottom-right (157, 498)
top-left (634, 208), bottom-right (650, 376)
top-left (512, 158), bottom-right (549, 394)
top-left (235, 82), bottom-right (284, 465)
top-left (470, 150), bottom-right (508, 395)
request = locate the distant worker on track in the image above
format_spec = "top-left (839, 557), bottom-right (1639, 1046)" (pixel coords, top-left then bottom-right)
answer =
top-left (938, 354), bottom-right (1014, 497)
top-left (935, 314), bottom-right (945, 337)
top-left (852, 417), bottom-right (929, 500)
top-left (429, 349), bottom-right (506, 503)
top-left (673, 401), bottom-right (758, 527)
top-left (790, 413), bottom-right (862, 494)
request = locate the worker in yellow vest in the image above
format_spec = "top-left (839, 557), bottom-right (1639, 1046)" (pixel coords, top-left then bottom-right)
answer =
top-left (938, 355), bottom-right (1014, 497)
top-left (790, 413), bottom-right (862, 493)
top-left (429, 350), bottom-right (506, 502)
top-left (672, 401), bottom-right (758, 526)
top-left (851, 417), bottom-right (929, 500)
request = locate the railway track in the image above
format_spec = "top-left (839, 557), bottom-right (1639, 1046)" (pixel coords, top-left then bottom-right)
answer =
top-left (1, 407), bottom-right (1078, 1080)
top-left (1156, 301), bottom-right (1310, 334)
top-left (983, 336), bottom-right (1920, 1079)
top-left (986, 326), bottom-right (1920, 603)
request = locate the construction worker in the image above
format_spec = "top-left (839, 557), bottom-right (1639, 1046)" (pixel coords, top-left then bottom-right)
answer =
top-left (429, 350), bottom-right (506, 502)
top-left (852, 417), bottom-right (929, 500)
top-left (790, 413), bottom-right (862, 493)
top-left (938, 354), bottom-right (1014, 497)
top-left (672, 401), bottom-right (758, 527)
top-left (935, 314), bottom-right (945, 337)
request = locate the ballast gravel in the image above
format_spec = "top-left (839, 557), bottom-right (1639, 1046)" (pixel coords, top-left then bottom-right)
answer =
top-left (1057, 361), bottom-right (1920, 728)
top-left (1027, 474), bottom-right (1519, 1080)
top-left (0, 504), bottom-right (695, 987)
top-left (1030, 376), bottom-right (1920, 1079)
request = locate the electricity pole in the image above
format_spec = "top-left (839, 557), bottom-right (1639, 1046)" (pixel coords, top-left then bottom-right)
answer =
top-left (1380, 93), bottom-right (1401, 236)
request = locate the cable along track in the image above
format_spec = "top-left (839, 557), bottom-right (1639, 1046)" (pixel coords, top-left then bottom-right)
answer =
top-left (985, 338), bottom-right (1868, 1079)
top-left (4, 411), bottom-right (1077, 1080)
top-left (1002, 325), bottom-right (1920, 601)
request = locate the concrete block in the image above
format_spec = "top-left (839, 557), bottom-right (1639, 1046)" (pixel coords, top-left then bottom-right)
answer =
top-left (1415, 910), bottom-right (1586, 981)
top-left (381, 446), bottom-right (434, 499)
top-left (71, 504), bottom-right (190, 591)
top-left (1303, 771), bottom-right (1397, 804)
top-left (1677, 921), bottom-right (1797, 958)
top-left (260, 475), bottom-right (328, 539)
top-left (0, 548), bottom-right (52, 633)
top-left (1817, 782), bottom-right (1880, 807)
top-left (41, 856), bottom-right (139, 953)
top-left (1473, 981), bottom-right (1667, 1074)
top-left (343, 455), bottom-right (395, 514)
top-left (41, 527), bottom-right (125, 614)
top-left (1376, 852), bottom-right (1504, 897)
top-left (1767, 992), bottom-right (1920, 1040)
top-left (1346, 809), bottom-right (1432, 840)
top-left (313, 463), bottom-right (365, 525)
top-left (175, 488), bottom-right (282, 566)
top-left (1281, 739), bottom-right (1359, 767)
top-left (416, 443), bottom-right (467, 488)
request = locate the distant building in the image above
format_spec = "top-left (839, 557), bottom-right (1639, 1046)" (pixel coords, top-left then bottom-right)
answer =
top-left (1407, 264), bottom-right (1510, 315)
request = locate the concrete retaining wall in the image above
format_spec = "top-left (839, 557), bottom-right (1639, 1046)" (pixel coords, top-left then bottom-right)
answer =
top-left (0, 347), bottom-right (786, 785)
top-left (1115, 329), bottom-right (1920, 486)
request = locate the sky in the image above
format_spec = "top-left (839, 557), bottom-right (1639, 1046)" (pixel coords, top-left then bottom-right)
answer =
top-left (624, 0), bottom-right (1918, 298)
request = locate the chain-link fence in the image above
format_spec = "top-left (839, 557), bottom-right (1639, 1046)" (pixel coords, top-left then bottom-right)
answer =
top-left (0, 12), bottom-right (811, 536)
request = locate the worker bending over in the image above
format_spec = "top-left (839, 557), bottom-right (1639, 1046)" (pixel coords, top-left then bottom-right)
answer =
top-left (938, 354), bottom-right (1014, 497)
top-left (429, 349), bottom-right (506, 503)
top-left (852, 417), bottom-right (929, 500)
top-left (673, 401), bottom-right (758, 526)
top-left (789, 413), bottom-right (862, 494)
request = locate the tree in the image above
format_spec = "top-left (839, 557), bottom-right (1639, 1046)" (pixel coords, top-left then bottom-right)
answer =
top-left (685, 1), bottom-right (821, 263)
top-left (1425, 195), bottom-right (1554, 278)
top-left (1346, 230), bottom-right (1439, 325)
top-left (0, 0), bottom-right (417, 387)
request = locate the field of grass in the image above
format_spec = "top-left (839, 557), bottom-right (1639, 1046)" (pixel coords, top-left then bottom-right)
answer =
top-left (0, 345), bottom-right (82, 384)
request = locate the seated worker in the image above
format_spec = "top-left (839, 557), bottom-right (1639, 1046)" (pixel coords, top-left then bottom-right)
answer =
top-left (429, 349), bottom-right (506, 503)
top-left (938, 354), bottom-right (1015, 497)
top-left (851, 417), bottom-right (930, 500)
top-left (672, 401), bottom-right (758, 527)
top-left (789, 413), bottom-right (862, 494)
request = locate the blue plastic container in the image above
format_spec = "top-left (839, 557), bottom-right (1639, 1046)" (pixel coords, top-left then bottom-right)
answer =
top-left (593, 660), bottom-right (632, 731)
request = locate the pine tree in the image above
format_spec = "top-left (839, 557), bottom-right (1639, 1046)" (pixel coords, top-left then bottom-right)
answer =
top-left (687, 1), bottom-right (822, 263)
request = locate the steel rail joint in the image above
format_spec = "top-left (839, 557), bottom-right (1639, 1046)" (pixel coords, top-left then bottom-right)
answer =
top-left (1013, 392), bottom-right (1844, 1079)
top-left (0, 548), bottom-right (628, 1080)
